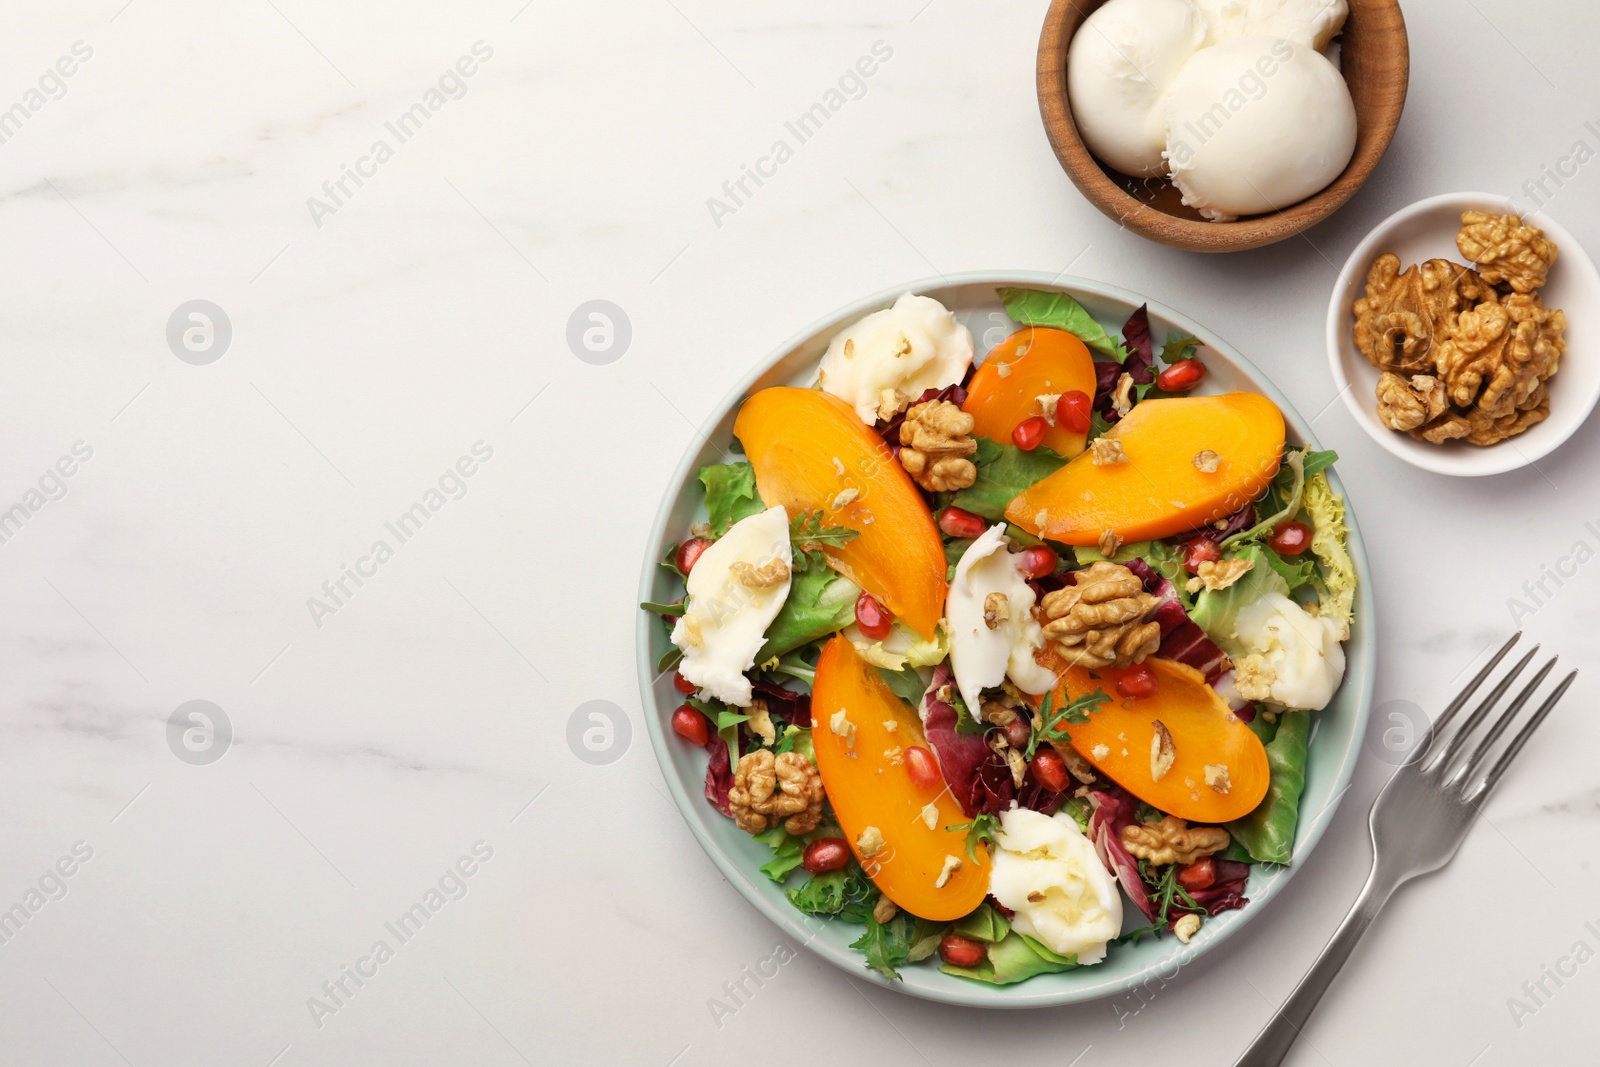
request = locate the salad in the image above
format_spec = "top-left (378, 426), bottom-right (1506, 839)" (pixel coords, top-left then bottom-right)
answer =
top-left (644, 287), bottom-right (1357, 985)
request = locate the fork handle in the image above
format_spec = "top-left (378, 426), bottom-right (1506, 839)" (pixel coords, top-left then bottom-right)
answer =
top-left (1231, 866), bottom-right (1400, 1067)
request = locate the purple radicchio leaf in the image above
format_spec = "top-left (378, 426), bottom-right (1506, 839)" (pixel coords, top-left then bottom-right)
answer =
top-left (918, 663), bottom-right (992, 817)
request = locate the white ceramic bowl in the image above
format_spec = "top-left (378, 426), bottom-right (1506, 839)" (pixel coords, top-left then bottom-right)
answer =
top-left (638, 272), bottom-right (1376, 1008)
top-left (1327, 191), bottom-right (1600, 476)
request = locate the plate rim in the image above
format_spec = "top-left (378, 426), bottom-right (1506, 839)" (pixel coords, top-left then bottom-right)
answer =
top-left (636, 270), bottom-right (1377, 1008)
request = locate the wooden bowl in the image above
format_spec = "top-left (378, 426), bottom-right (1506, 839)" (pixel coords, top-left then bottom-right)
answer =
top-left (1037, 0), bottom-right (1409, 253)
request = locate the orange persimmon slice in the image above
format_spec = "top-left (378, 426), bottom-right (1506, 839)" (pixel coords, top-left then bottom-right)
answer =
top-left (811, 637), bottom-right (989, 920)
top-left (963, 327), bottom-right (1098, 458)
top-left (1005, 392), bottom-right (1285, 546)
top-left (1041, 657), bottom-right (1269, 824)
top-left (735, 386), bottom-right (946, 638)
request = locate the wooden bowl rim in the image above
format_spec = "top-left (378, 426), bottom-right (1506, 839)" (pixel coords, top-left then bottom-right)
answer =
top-left (1037, 0), bottom-right (1410, 253)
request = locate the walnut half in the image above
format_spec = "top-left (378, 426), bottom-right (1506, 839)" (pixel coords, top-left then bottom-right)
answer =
top-left (1120, 816), bottom-right (1230, 867)
top-left (728, 749), bottom-right (824, 835)
top-left (1457, 210), bottom-right (1558, 294)
top-left (1375, 372), bottom-right (1448, 432)
top-left (1039, 560), bottom-right (1161, 670)
top-left (898, 400), bottom-right (978, 492)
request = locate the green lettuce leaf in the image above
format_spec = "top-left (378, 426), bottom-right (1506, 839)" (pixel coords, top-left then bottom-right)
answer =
top-left (940, 931), bottom-right (1078, 985)
top-left (697, 462), bottom-right (763, 534)
top-left (758, 570), bottom-right (858, 661)
top-left (946, 438), bottom-right (1068, 521)
top-left (997, 287), bottom-right (1125, 360)
top-left (851, 622), bottom-right (948, 671)
top-left (753, 826), bottom-right (805, 882)
top-left (952, 902), bottom-right (1011, 943)
top-left (1188, 544), bottom-right (1289, 657)
top-left (1302, 471), bottom-right (1355, 637)
top-left (1226, 709), bottom-right (1311, 865)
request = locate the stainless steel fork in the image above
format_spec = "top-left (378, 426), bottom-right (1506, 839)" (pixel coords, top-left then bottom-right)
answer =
top-left (1232, 633), bottom-right (1576, 1067)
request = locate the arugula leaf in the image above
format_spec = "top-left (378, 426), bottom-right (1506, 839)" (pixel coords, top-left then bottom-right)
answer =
top-left (1301, 449), bottom-right (1338, 480)
top-left (948, 812), bottom-right (1000, 861)
top-left (757, 569), bottom-right (858, 661)
top-left (1146, 861), bottom-right (1202, 926)
top-left (946, 438), bottom-right (1068, 521)
top-left (875, 666), bottom-right (927, 709)
top-left (1025, 688), bottom-right (1110, 759)
top-left (789, 511), bottom-right (860, 572)
top-left (998, 287), bottom-right (1125, 361)
top-left (1159, 332), bottom-right (1200, 364)
top-left (655, 646), bottom-right (682, 673)
top-left (753, 826), bottom-right (805, 882)
top-left (638, 599), bottom-right (685, 616)
top-left (697, 462), bottom-right (764, 534)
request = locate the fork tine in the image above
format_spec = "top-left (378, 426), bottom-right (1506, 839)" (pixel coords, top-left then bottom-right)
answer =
top-left (1429, 633), bottom-right (1521, 739)
top-left (1426, 644), bottom-right (1538, 772)
top-left (1476, 670), bottom-right (1576, 797)
top-left (1449, 657), bottom-right (1556, 787)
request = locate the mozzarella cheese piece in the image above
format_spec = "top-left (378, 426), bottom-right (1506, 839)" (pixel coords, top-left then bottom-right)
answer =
top-left (1163, 37), bottom-right (1356, 221)
top-left (1233, 590), bottom-right (1345, 710)
top-left (945, 525), bottom-right (1057, 715)
top-left (1067, 0), bottom-right (1208, 177)
top-left (1195, 0), bottom-right (1348, 51)
top-left (670, 506), bottom-right (792, 706)
top-left (816, 292), bottom-right (973, 426)
top-left (988, 808), bottom-right (1123, 964)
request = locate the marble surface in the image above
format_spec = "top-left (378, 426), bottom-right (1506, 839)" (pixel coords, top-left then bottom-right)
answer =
top-left (2, 1), bottom-right (1597, 1064)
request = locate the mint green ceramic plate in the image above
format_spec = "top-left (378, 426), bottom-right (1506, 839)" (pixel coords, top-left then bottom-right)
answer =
top-left (636, 272), bottom-right (1375, 1007)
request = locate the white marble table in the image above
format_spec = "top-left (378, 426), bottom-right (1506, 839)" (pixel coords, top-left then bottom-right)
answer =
top-left (3, 1), bottom-right (1596, 1063)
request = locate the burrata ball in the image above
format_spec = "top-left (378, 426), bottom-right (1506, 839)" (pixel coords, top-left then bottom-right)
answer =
top-left (1162, 36), bottom-right (1356, 220)
top-left (1067, 0), bottom-right (1207, 177)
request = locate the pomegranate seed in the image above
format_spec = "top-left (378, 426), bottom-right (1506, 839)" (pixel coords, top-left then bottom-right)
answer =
top-left (1012, 416), bottom-right (1049, 451)
top-left (802, 838), bottom-right (851, 873)
top-left (1176, 857), bottom-right (1216, 891)
top-left (1001, 716), bottom-right (1032, 750)
top-left (1156, 358), bottom-right (1206, 392)
top-left (1029, 747), bottom-right (1070, 793)
top-left (675, 538), bottom-right (713, 575)
top-left (670, 705), bottom-right (709, 746)
top-left (1269, 520), bottom-right (1313, 556)
top-left (1016, 544), bottom-right (1058, 580)
top-left (1183, 538), bottom-right (1221, 574)
top-left (905, 746), bottom-right (942, 791)
top-left (1055, 390), bottom-right (1093, 434)
top-left (672, 671), bottom-right (696, 695)
top-left (939, 507), bottom-right (989, 540)
top-left (855, 592), bottom-right (893, 641)
top-left (1116, 665), bottom-right (1159, 700)
top-left (938, 933), bottom-right (987, 969)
